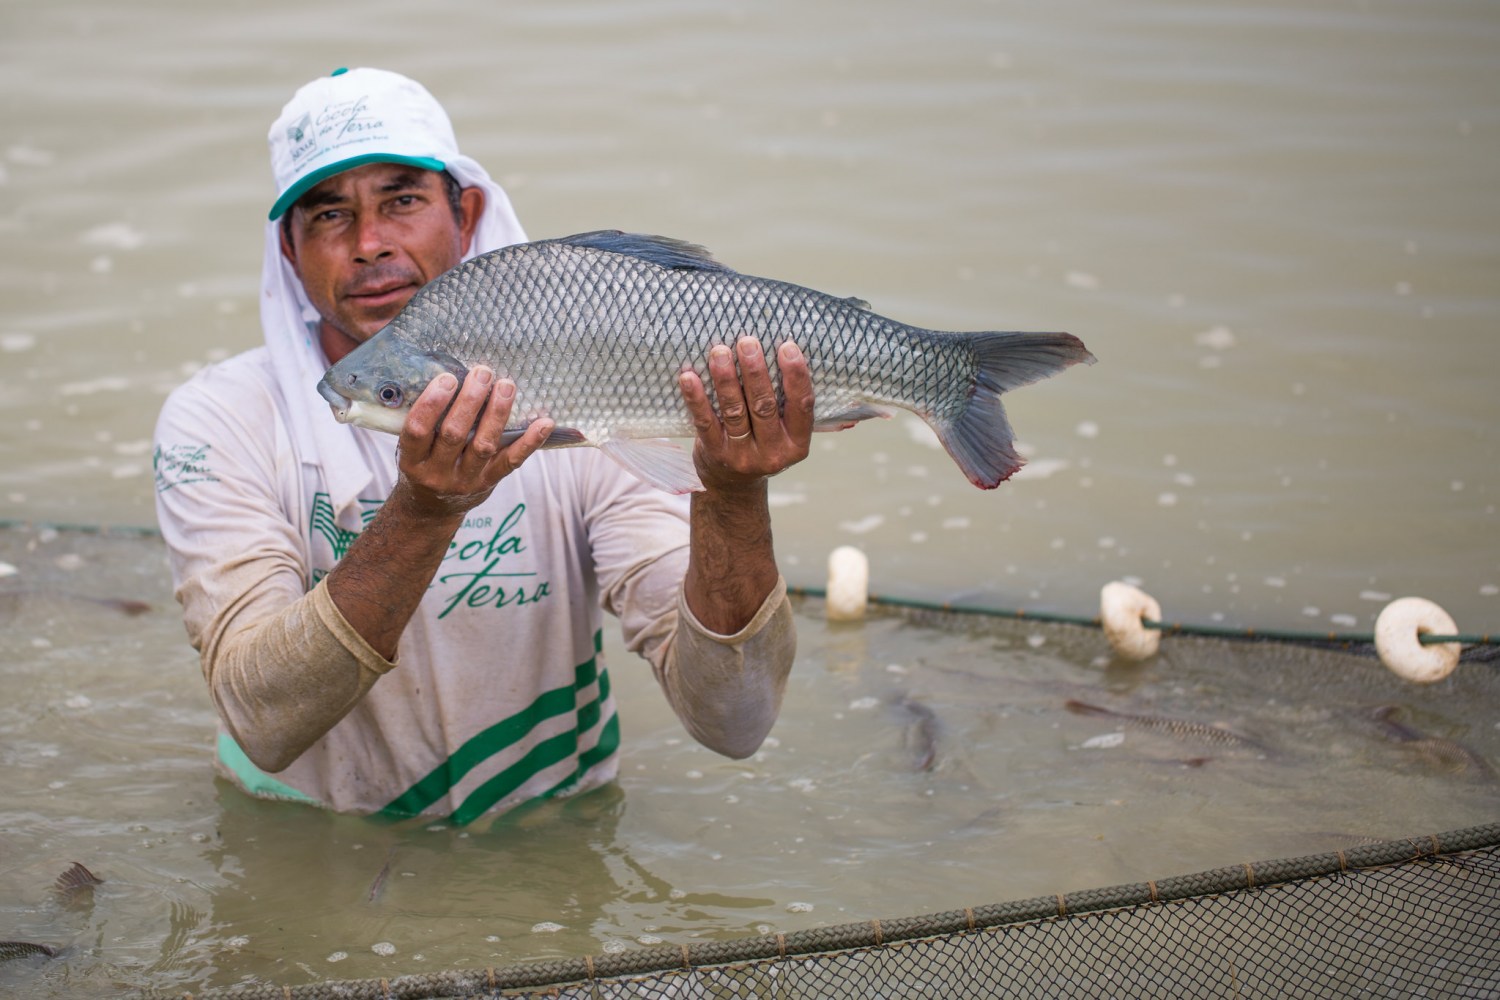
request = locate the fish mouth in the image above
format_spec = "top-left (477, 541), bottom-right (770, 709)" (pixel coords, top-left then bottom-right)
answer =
top-left (317, 378), bottom-right (353, 423)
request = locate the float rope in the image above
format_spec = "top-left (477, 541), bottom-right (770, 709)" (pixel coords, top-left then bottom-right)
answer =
top-left (3, 519), bottom-right (1492, 662)
top-left (786, 584), bottom-right (1490, 650)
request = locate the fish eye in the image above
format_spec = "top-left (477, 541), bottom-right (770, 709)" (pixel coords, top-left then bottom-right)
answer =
top-left (377, 382), bottom-right (404, 407)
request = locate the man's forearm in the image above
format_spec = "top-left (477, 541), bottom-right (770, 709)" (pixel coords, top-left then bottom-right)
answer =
top-left (684, 479), bottom-right (781, 634)
top-left (325, 483), bottom-right (464, 659)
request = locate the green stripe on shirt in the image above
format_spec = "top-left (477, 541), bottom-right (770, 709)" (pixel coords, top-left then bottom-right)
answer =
top-left (380, 632), bottom-right (614, 820)
top-left (452, 711), bottom-right (622, 826)
top-left (217, 731), bottom-right (320, 805)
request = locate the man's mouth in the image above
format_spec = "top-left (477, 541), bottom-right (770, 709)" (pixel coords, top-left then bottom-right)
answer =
top-left (347, 283), bottom-right (416, 310)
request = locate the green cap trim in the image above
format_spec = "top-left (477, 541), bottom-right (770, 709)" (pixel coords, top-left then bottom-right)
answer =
top-left (268, 152), bottom-right (446, 220)
top-left (331, 66), bottom-right (349, 76)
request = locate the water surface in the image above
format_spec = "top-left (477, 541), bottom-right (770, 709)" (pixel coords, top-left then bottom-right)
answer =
top-left (1, 0), bottom-right (1498, 994)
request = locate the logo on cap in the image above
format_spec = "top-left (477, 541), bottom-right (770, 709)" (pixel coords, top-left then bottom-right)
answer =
top-left (287, 112), bottom-right (317, 164)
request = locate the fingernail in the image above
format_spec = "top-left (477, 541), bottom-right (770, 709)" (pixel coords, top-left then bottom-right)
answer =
top-left (780, 341), bottom-right (802, 361)
top-left (710, 345), bottom-right (732, 363)
top-left (496, 380), bottom-right (515, 401)
top-left (737, 337), bottom-right (758, 355)
top-left (437, 373), bottom-right (457, 391)
top-left (474, 367), bottom-right (493, 386)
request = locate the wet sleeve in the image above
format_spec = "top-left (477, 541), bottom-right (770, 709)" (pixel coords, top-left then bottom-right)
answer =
top-left (582, 458), bottom-right (796, 759)
top-left (153, 371), bottom-right (395, 773)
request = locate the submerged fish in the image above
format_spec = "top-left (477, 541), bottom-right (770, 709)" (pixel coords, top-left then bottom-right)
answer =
top-left (1370, 705), bottom-right (1493, 778)
top-left (0, 941), bottom-right (58, 962)
top-left (890, 694), bottom-right (941, 772)
top-left (0, 864), bottom-right (100, 965)
top-left (318, 231), bottom-right (1094, 493)
top-left (1064, 700), bottom-right (1267, 752)
top-left (367, 846), bottom-right (396, 904)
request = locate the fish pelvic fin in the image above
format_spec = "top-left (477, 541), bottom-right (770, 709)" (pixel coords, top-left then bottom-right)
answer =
top-left (498, 425), bottom-right (590, 450)
top-left (812, 403), bottom-right (892, 433)
top-left (600, 438), bottom-right (706, 494)
top-left (936, 331), bottom-right (1095, 489)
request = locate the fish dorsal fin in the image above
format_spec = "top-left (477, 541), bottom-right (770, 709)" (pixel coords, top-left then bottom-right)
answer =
top-left (841, 295), bottom-right (873, 311)
top-left (54, 861), bottom-right (102, 906)
top-left (552, 231), bottom-right (734, 272)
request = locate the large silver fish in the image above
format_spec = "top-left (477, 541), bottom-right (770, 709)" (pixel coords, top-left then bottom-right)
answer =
top-left (318, 231), bottom-right (1094, 493)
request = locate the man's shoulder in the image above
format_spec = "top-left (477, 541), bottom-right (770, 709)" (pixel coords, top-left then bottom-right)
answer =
top-left (171, 345), bottom-right (277, 391)
top-left (157, 345), bottom-right (298, 443)
top-left (160, 346), bottom-right (284, 414)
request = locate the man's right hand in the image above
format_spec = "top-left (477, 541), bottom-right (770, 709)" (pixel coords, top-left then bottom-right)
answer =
top-left (395, 366), bottom-right (555, 518)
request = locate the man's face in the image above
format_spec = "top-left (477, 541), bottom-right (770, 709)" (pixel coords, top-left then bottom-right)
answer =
top-left (279, 162), bottom-right (482, 362)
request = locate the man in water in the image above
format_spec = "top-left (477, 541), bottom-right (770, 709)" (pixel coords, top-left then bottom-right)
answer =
top-left (153, 67), bottom-right (811, 825)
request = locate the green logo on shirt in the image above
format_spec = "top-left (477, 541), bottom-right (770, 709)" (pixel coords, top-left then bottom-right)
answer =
top-left (310, 493), bottom-right (382, 560)
top-left (154, 443), bottom-right (219, 493)
top-left (435, 503), bottom-right (551, 619)
top-left (308, 495), bottom-right (552, 618)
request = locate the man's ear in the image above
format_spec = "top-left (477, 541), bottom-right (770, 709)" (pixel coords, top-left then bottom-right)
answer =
top-left (278, 217), bottom-right (301, 278)
top-left (458, 186), bottom-right (485, 257)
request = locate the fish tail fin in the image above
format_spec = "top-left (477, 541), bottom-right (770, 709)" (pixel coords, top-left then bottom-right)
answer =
top-left (933, 331), bottom-right (1094, 489)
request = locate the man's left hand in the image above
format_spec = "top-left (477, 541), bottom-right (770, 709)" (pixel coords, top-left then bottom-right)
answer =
top-left (678, 337), bottom-right (814, 491)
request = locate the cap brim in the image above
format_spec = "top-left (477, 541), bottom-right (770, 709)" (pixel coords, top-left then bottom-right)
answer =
top-left (268, 153), bottom-right (447, 220)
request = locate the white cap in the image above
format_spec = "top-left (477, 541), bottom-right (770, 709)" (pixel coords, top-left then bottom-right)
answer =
top-left (267, 67), bottom-right (460, 220)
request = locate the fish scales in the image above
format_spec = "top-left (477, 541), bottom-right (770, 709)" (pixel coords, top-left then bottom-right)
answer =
top-left (1065, 700), bottom-right (1266, 751)
top-left (319, 231), bottom-right (1094, 493)
top-left (432, 244), bottom-right (951, 429)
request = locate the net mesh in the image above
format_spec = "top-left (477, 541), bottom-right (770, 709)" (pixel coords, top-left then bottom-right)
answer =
top-left (174, 823), bottom-right (1500, 1000)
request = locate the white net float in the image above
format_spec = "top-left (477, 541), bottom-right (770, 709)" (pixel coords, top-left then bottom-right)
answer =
top-left (825, 546), bottom-right (870, 622)
top-left (1375, 596), bottom-right (1461, 683)
top-left (1100, 581), bottom-right (1162, 660)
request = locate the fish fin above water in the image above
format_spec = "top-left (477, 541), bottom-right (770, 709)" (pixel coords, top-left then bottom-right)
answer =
top-left (813, 403), bottom-right (892, 433)
top-left (551, 231), bottom-right (734, 273)
top-left (53, 861), bottom-right (102, 903)
top-left (600, 438), bottom-right (706, 494)
top-left (934, 331), bottom-right (1095, 489)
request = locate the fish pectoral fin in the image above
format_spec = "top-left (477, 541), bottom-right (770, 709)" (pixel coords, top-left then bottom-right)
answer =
top-left (813, 404), bottom-right (893, 433)
top-left (600, 439), bottom-right (706, 495)
top-left (499, 425), bottom-right (591, 449)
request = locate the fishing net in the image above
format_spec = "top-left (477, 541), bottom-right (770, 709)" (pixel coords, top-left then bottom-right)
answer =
top-left (176, 822), bottom-right (1500, 999)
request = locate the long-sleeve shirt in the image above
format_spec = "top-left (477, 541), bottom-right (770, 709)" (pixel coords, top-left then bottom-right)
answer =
top-left (152, 345), bottom-right (795, 823)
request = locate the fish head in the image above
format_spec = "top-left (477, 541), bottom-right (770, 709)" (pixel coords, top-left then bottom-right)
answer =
top-left (317, 328), bottom-right (467, 435)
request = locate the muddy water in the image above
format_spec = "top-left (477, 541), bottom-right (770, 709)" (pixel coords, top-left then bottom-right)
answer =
top-left (2, 0), bottom-right (1498, 995)
top-left (2, 526), bottom-right (1496, 995)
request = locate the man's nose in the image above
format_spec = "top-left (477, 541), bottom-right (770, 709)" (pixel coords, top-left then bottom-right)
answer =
top-left (352, 215), bottom-right (395, 264)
